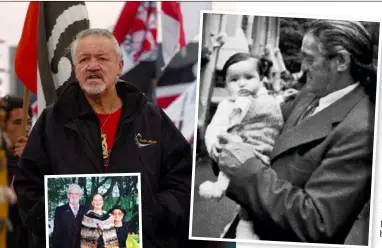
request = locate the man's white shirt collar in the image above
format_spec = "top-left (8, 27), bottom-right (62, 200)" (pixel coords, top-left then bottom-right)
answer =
top-left (312, 82), bottom-right (360, 116)
top-left (69, 204), bottom-right (79, 212)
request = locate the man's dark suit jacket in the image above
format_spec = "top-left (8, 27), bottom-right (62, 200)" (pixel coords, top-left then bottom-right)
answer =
top-left (51, 203), bottom-right (89, 248)
top-left (224, 85), bottom-right (374, 244)
top-left (345, 200), bottom-right (370, 245)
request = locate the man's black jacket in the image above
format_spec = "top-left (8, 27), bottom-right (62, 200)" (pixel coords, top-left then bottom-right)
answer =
top-left (14, 81), bottom-right (192, 248)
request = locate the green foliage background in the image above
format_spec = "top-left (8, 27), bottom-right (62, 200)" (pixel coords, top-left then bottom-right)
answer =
top-left (47, 175), bottom-right (140, 233)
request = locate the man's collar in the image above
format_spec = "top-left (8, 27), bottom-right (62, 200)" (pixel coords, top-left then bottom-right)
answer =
top-left (314, 82), bottom-right (360, 115)
top-left (319, 82), bottom-right (360, 107)
top-left (69, 203), bottom-right (79, 209)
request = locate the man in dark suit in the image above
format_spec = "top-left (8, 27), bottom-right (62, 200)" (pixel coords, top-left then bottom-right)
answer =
top-left (216, 19), bottom-right (376, 245)
top-left (344, 200), bottom-right (370, 245)
top-left (52, 184), bottom-right (89, 248)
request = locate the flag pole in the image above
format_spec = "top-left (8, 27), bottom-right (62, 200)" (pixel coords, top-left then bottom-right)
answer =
top-left (21, 86), bottom-right (30, 137)
top-left (156, 1), bottom-right (162, 78)
top-left (156, 1), bottom-right (162, 44)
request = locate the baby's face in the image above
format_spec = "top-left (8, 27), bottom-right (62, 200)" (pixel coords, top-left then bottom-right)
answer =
top-left (226, 58), bottom-right (261, 97)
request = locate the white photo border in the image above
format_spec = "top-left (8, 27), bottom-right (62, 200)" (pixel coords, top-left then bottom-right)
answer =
top-left (44, 172), bottom-right (143, 248)
top-left (189, 8), bottom-right (382, 248)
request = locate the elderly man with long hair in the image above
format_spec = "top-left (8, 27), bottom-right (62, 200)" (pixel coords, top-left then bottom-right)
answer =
top-left (216, 19), bottom-right (376, 245)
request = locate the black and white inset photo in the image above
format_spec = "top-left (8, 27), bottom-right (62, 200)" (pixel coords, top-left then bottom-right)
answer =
top-left (190, 10), bottom-right (380, 246)
top-left (45, 173), bottom-right (142, 248)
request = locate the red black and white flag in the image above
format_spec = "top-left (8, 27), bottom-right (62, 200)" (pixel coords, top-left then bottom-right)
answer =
top-left (111, 2), bottom-right (210, 143)
top-left (160, 1), bottom-right (186, 67)
top-left (112, 2), bottom-right (157, 104)
top-left (113, 1), bottom-right (157, 73)
top-left (15, 2), bottom-right (89, 115)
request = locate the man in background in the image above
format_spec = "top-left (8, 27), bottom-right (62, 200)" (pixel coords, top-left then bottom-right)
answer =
top-left (0, 95), bottom-right (32, 248)
top-left (1, 95), bottom-right (32, 174)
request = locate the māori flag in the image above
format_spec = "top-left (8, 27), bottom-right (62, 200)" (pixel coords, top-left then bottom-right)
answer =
top-left (112, 2), bottom-right (157, 103)
top-left (15, 2), bottom-right (89, 115)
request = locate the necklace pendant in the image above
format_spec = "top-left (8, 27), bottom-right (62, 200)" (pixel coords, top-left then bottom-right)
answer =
top-left (101, 133), bottom-right (108, 160)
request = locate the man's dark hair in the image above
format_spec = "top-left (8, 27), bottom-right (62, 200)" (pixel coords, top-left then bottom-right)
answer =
top-left (306, 19), bottom-right (377, 102)
top-left (2, 95), bottom-right (33, 122)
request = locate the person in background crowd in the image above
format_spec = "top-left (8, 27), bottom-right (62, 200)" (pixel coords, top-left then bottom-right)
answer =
top-left (0, 181), bottom-right (18, 246)
top-left (52, 184), bottom-right (89, 248)
top-left (0, 98), bottom-right (7, 132)
top-left (0, 95), bottom-right (32, 248)
top-left (1, 95), bottom-right (32, 170)
top-left (0, 137), bottom-right (18, 246)
top-left (217, 19), bottom-right (375, 245)
top-left (15, 28), bottom-right (192, 248)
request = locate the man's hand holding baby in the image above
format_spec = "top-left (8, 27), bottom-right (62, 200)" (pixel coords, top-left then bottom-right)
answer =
top-left (211, 132), bottom-right (243, 162)
top-left (210, 142), bottom-right (222, 162)
top-left (217, 133), bottom-right (257, 178)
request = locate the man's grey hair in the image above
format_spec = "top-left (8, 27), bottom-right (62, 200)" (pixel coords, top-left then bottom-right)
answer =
top-left (70, 28), bottom-right (123, 64)
top-left (67, 183), bottom-right (83, 195)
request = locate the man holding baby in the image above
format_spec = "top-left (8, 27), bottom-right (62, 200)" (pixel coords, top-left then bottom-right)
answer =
top-left (215, 19), bottom-right (375, 244)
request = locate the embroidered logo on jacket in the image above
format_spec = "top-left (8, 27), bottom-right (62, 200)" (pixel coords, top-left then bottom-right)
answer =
top-left (135, 133), bottom-right (157, 148)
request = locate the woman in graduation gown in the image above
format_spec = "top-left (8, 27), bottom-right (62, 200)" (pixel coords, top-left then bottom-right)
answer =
top-left (80, 193), bottom-right (119, 248)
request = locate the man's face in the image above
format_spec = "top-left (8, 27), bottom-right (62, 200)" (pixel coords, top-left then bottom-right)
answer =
top-left (67, 188), bottom-right (82, 206)
top-left (74, 34), bottom-right (124, 96)
top-left (4, 108), bottom-right (31, 145)
top-left (300, 34), bottom-right (336, 96)
top-left (111, 209), bottom-right (125, 222)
